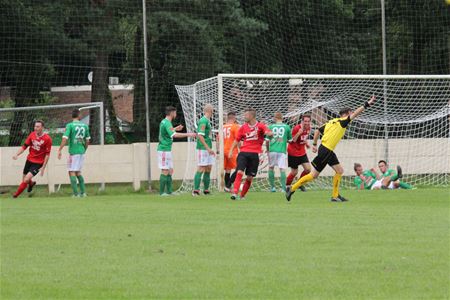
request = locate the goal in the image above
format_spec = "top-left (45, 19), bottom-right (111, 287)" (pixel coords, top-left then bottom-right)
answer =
top-left (176, 74), bottom-right (450, 192)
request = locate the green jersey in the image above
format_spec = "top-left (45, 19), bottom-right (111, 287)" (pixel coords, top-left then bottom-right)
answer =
top-left (382, 169), bottom-right (396, 178)
top-left (196, 116), bottom-right (212, 150)
top-left (267, 123), bottom-right (292, 153)
top-left (63, 120), bottom-right (90, 155)
top-left (354, 170), bottom-right (377, 190)
top-left (157, 118), bottom-right (176, 151)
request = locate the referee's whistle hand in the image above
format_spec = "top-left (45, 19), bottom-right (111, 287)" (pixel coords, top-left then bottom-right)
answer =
top-left (312, 145), bottom-right (318, 153)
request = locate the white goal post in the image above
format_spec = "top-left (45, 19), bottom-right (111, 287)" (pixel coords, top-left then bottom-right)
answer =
top-left (176, 74), bottom-right (450, 192)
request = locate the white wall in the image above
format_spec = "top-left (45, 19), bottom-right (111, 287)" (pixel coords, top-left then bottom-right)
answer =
top-left (1, 138), bottom-right (448, 192)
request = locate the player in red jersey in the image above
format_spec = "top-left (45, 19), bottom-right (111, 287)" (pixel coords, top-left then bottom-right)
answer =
top-left (286, 114), bottom-right (312, 192)
top-left (12, 120), bottom-right (52, 198)
top-left (228, 108), bottom-right (273, 200)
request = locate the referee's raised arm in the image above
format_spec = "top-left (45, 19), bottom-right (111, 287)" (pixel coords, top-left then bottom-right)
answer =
top-left (350, 95), bottom-right (376, 120)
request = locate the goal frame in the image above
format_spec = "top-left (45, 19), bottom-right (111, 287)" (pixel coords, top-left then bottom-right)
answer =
top-left (216, 74), bottom-right (450, 191)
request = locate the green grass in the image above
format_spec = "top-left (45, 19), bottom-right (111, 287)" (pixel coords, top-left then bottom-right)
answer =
top-left (1, 189), bottom-right (449, 299)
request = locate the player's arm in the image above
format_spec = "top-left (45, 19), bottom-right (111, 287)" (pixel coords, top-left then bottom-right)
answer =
top-left (348, 95), bottom-right (376, 122)
top-left (370, 168), bottom-right (380, 180)
top-left (197, 120), bottom-right (214, 155)
top-left (13, 148), bottom-right (26, 160)
top-left (265, 139), bottom-right (270, 153)
top-left (198, 134), bottom-right (214, 155)
top-left (263, 124), bottom-right (273, 137)
top-left (58, 124), bottom-right (70, 159)
top-left (354, 178), bottom-right (365, 190)
top-left (292, 126), bottom-right (303, 142)
top-left (228, 140), bottom-right (238, 159)
top-left (13, 134), bottom-right (31, 160)
top-left (84, 127), bottom-right (91, 151)
top-left (287, 125), bottom-right (293, 142)
top-left (57, 138), bottom-right (67, 160)
top-left (311, 125), bottom-right (324, 153)
top-left (174, 132), bottom-right (196, 139)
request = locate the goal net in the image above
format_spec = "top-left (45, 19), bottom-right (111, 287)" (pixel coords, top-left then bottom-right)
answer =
top-left (176, 74), bottom-right (450, 192)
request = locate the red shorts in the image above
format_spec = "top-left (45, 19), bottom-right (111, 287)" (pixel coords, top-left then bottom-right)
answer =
top-left (224, 152), bottom-right (238, 170)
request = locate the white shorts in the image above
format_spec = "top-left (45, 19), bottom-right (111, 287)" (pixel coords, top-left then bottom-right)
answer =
top-left (67, 154), bottom-right (85, 172)
top-left (268, 152), bottom-right (287, 169)
top-left (371, 179), bottom-right (395, 190)
top-left (197, 149), bottom-right (215, 166)
top-left (158, 151), bottom-right (173, 170)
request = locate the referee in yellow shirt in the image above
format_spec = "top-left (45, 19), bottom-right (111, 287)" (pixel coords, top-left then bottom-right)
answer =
top-left (286, 95), bottom-right (376, 202)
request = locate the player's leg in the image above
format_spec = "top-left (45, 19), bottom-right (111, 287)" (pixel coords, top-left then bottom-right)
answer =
top-left (13, 161), bottom-right (35, 198)
top-left (193, 166), bottom-right (204, 196)
top-left (224, 154), bottom-right (231, 191)
top-left (167, 168), bottom-right (174, 194)
top-left (158, 151), bottom-right (174, 195)
top-left (239, 153), bottom-right (259, 199)
top-left (330, 163), bottom-right (346, 202)
top-left (287, 151), bottom-right (323, 201)
top-left (227, 153), bottom-right (238, 190)
top-left (203, 164), bottom-right (213, 194)
top-left (298, 160), bottom-right (312, 192)
top-left (159, 169), bottom-right (169, 195)
top-left (267, 152), bottom-right (277, 191)
top-left (67, 155), bottom-right (79, 196)
top-left (75, 155), bottom-right (86, 197)
top-left (193, 150), bottom-right (206, 195)
top-left (231, 153), bottom-right (246, 199)
top-left (286, 155), bottom-right (299, 187)
top-left (158, 151), bottom-right (167, 195)
top-left (278, 153), bottom-right (287, 192)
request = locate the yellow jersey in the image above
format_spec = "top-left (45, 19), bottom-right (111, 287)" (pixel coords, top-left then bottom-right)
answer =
top-left (319, 116), bottom-right (351, 151)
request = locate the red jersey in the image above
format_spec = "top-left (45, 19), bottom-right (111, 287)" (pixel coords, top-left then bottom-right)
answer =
top-left (22, 132), bottom-right (52, 164)
top-left (236, 122), bottom-right (270, 153)
top-left (288, 124), bottom-right (310, 157)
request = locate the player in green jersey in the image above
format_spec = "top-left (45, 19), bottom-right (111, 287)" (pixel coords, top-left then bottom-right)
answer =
top-left (193, 104), bottom-right (215, 196)
top-left (57, 109), bottom-right (91, 197)
top-left (265, 112), bottom-right (292, 192)
top-left (353, 163), bottom-right (379, 190)
top-left (378, 160), bottom-right (413, 189)
top-left (157, 106), bottom-right (196, 196)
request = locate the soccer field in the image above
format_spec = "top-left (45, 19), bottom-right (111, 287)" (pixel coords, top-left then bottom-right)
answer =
top-left (1, 189), bottom-right (449, 299)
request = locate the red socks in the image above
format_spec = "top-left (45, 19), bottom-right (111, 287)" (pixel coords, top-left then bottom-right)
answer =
top-left (14, 182), bottom-right (28, 197)
top-left (300, 170), bottom-right (310, 178)
top-left (240, 178), bottom-right (253, 198)
top-left (287, 170), bottom-right (310, 186)
top-left (233, 172), bottom-right (243, 194)
top-left (286, 173), bottom-right (295, 185)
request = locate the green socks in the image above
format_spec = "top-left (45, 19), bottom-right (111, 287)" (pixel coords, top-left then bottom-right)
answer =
top-left (159, 174), bottom-right (174, 195)
top-left (391, 174), bottom-right (399, 181)
top-left (167, 175), bottom-right (173, 194)
top-left (77, 175), bottom-right (85, 194)
top-left (194, 172), bottom-right (203, 190)
top-left (159, 174), bottom-right (167, 195)
top-left (280, 170), bottom-right (286, 191)
top-left (70, 176), bottom-right (78, 195)
top-left (268, 169), bottom-right (275, 189)
top-left (399, 181), bottom-right (413, 189)
top-left (203, 172), bottom-right (211, 191)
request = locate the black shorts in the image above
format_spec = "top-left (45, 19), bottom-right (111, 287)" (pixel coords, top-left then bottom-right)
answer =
top-left (236, 152), bottom-right (260, 176)
top-left (288, 154), bottom-right (309, 169)
top-left (311, 145), bottom-right (340, 172)
top-left (23, 160), bottom-right (43, 177)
